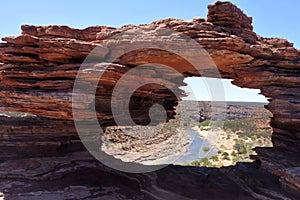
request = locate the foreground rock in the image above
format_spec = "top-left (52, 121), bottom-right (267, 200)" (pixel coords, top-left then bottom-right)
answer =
top-left (0, 1), bottom-right (299, 199)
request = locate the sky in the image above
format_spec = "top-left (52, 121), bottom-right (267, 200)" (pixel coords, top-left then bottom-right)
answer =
top-left (0, 0), bottom-right (299, 102)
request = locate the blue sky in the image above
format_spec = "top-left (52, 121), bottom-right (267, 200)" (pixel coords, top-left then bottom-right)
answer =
top-left (0, 0), bottom-right (299, 102)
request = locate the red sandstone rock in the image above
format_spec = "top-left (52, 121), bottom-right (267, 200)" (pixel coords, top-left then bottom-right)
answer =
top-left (207, 1), bottom-right (257, 43)
top-left (0, 1), bottom-right (299, 199)
top-left (21, 24), bottom-right (107, 41)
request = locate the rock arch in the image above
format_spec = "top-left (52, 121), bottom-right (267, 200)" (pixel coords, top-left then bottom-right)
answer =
top-left (0, 1), bottom-right (299, 199)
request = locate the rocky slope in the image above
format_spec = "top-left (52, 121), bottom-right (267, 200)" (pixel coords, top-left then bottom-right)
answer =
top-left (0, 1), bottom-right (299, 199)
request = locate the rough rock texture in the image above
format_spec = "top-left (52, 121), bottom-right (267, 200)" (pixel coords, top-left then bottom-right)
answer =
top-left (0, 1), bottom-right (299, 199)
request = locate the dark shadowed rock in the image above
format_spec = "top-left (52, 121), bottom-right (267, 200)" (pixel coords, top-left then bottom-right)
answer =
top-left (0, 1), bottom-right (299, 199)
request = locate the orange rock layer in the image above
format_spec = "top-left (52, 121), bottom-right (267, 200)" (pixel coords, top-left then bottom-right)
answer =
top-left (0, 1), bottom-right (299, 199)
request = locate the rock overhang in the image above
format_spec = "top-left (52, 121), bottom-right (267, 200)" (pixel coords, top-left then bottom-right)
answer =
top-left (0, 1), bottom-right (299, 199)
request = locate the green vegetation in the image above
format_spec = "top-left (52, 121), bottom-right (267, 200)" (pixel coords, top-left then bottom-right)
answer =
top-left (234, 140), bottom-right (251, 155)
top-left (186, 115), bottom-right (272, 168)
top-left (231, 151), bottom-right (237, 157)
top-left (211, 119), bottom-right (224, 130)
top-left (222, 152), bottom-right (229, 156)
top-left (210, 155), bottom-right (219, 161)
top-left (221, 152), bottom-right (230, 160)
top-left (199, 120), bottom-right (210, 127)
top-left (223, 115), bottom-right (271, 134)
top-left (185, 157), bottom-right (221, 168)
top-left (202, 147), bottom-right (210, 152)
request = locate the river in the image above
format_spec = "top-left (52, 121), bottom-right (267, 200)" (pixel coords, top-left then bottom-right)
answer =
top-left (172, 130), bottom-right (218, 165)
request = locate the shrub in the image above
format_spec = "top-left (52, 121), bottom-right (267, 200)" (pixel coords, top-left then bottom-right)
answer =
top-left (188, 158), bottom-right (213, 167)
top-left (238, 145), bottom-right (247, 154)
top-left (200, 158), bottom-right (210, 166)
top-left (203, 147), bottom-right (210, 152)
top-left (210, 155), bottom-right (219, 161)
top-left (199, 120), bottom-right (210, 127)
top-left (222, 152), bottom-right (230, 160)
top-left (222, 152), bottom-right (229, 156)
top-left (211, 119), bottom-right (223, 129)
top-left (231, 151), bottom-right (237, 157)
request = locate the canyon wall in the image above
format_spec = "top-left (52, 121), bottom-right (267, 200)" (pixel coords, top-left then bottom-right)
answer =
top-left (0, 1), bottom-right (299, 199)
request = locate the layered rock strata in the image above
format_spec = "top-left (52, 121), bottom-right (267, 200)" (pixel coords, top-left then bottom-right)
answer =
top-left (0, 1), bottom-right (299, 199)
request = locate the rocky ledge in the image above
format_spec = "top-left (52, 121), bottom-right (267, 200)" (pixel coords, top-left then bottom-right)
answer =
top-left (0, 1), bottom-right (299, 199)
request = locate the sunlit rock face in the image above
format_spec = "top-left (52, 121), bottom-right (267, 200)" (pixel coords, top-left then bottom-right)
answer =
top-left (0, 1), bottom-right (299, 199)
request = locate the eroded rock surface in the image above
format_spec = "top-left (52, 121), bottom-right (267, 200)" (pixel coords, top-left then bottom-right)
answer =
top-left (0, 1), bottom-right (299, 199)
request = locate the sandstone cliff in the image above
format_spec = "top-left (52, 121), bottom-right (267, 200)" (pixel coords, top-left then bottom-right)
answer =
top-left (0, 1), bottom-right (299, 199)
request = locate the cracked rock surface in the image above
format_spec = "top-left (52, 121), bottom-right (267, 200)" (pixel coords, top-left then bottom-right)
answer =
top-left (0, 1), bottom-right (299, 199)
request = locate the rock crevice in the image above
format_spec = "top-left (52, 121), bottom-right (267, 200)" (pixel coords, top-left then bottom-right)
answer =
top-left (0, 1), bottom-right (299, 199)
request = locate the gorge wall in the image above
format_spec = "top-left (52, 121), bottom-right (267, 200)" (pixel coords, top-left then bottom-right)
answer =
top-left (0, 1), bottom-right (299, 199)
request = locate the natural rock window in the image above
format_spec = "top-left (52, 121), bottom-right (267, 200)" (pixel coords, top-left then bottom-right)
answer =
top-left (173, 77), bottom-right (273, 167)
top-left (0, 1), bottom-right (299, 199)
